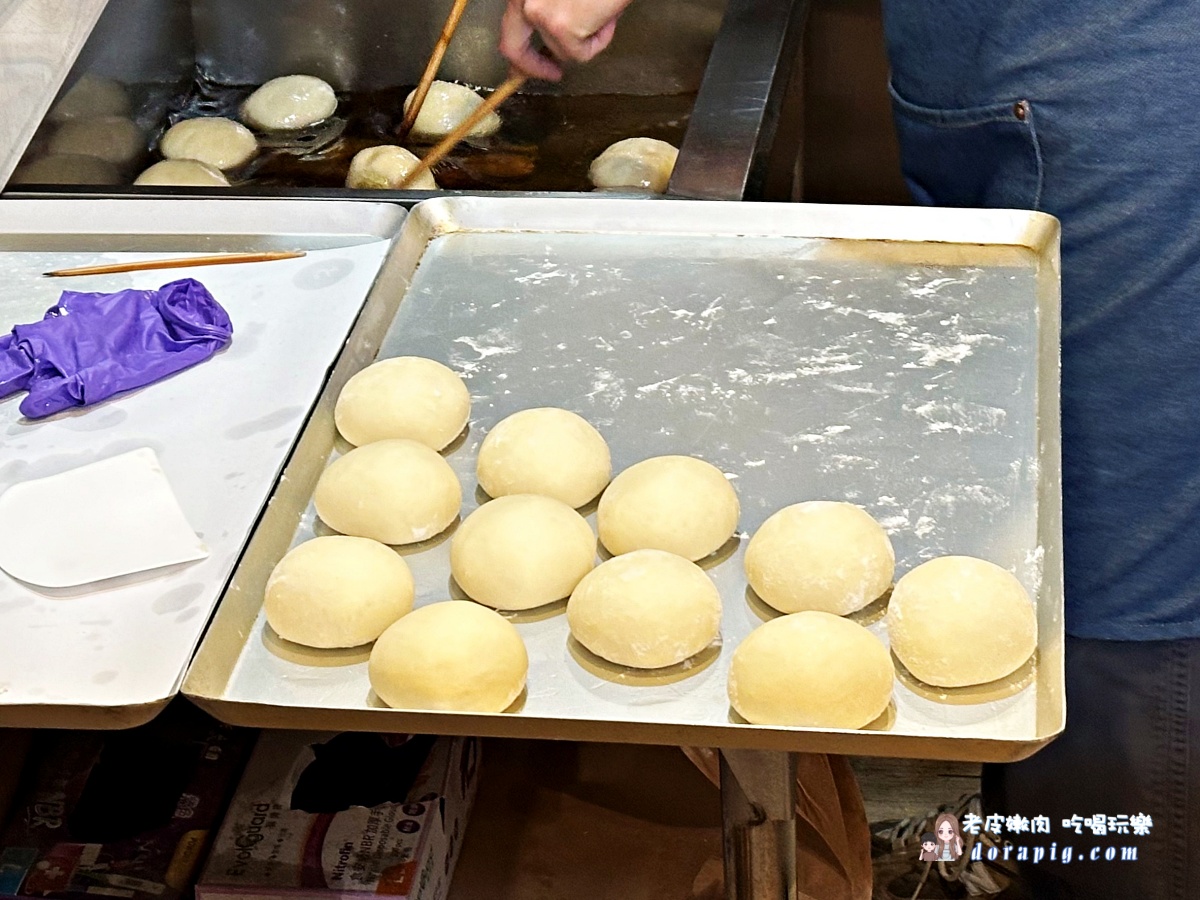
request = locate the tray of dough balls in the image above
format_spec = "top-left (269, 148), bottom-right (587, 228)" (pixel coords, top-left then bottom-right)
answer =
top-left (184, 197), bottom-right (1065, 761)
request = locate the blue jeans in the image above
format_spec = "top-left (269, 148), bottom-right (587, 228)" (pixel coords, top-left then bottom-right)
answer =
top-left (880, 4), bottom-right (1200, 896)
top-left (882, 0), bottom-right (1200, 642)
top-left (981, 637), bottom-right (1200, 899)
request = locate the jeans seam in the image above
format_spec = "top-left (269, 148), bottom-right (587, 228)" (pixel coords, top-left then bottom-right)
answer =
top-left (1022, 100), bottom-right (1045, 211)
top-left (888, 77), bottom-right (1043, 211)
top-left (1165, 641), bottom-right (1188, 900)
top-left (888, 76), bottom-right (1027, 127)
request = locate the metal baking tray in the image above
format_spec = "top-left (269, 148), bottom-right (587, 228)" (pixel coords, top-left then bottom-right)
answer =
top-left (0, 198), bottom-right (408, 729)
top-left (183, 197), bottom-right (1063, 762)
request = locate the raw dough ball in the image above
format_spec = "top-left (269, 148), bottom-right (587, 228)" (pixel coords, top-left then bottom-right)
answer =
top-left (404, 81), bottom-right (501, 140)
top-left (47, 75), bottom-right (130, 123)
top-left (729, 611), bottom-right (894, 729)
top-left (49, 116), bottom-right (144, 167)
top-left (160, 117), bottom-right (258, 171)
top-left (369, 601), bottom-right (528, 712)
top-left (589, 138), bottom-right (678, 193)
top-left (242, 74), bottom-right (337, 131)
top-left (314, 439), bottom-right (461, 545)
top-left (477, 408), bottom-right (611, 508)
top-left (451, 494), bottom-right (596, 611)
top-left (335, 357), bottom-right (469, 449)
top-left (264, 535), bottom-right (414, 648)
top-left (345, 145), bottom-right (438, 190)
top-left (598, 455), bottom-right (739, 561)
top-left (568, 549), bottom-right (721, 668)
top-left (745, 501), bottom-right (895, 615)
top-left (134, 159), bottom-right (230, 187)
top-left (887, 556), bottom-right (1037, 688)
top-left (9, 154), bottom-right (120, 186)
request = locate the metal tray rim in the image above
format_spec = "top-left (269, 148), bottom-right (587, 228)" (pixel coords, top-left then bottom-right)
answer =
top-left (182, 197), bottom-right (1064, 760)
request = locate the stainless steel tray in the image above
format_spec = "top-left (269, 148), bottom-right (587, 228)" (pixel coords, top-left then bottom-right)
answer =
top-left (0, 198), bottom-right (407, 729)
top-left (183, 198), bottom-right (1063, 761)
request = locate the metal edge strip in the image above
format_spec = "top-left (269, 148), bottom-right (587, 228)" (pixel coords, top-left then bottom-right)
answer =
top-left (669, 0), bottom-right (809, 200)
top-left (410, 196), bottom-right (1061, 251)
top-left (186, 697), bottom-right (1053, 763)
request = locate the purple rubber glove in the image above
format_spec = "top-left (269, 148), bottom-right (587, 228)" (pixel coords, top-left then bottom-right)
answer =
top-left (0, 278), bottom-right (232, 418)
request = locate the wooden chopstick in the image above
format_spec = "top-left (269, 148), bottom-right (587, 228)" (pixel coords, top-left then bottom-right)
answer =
top-left (397, 0), bottom-right (472, 143)
top-left (44, 251), bottom-right (307, 277)
top-left (398, 73), bottom-right (527, 189)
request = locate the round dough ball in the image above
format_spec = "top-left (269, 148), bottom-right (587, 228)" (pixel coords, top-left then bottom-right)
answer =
top-left (264, 536), bottom-right (414, 648)
top-left (729, 611), bottom-right (894, 729)
top-left (160, 117), bottom-right (258, 171)
top-left (49, 116), bottom-right (144, 167)
top-left (345, 145), bottom-right (438, 190)
top-left (9, 154), bottom-right (120, 186)
top-left (242, 74), bottom-right (337, 131)
top-left (598, 455), bottom-right (739, 561)
top-left (335, 357), bottom-right (468, 449)
top-left (745, 501), bottom-right (895, 616)
top-left (404, 81), bottom-right (501, 141)
top-left (589, 138), bottom-right (678, 194)
top-left (568, 549), bottom-right (721, 669)
top-left (477, 408), bottom-right (611, 508)
top-left (134, 159), bottom-right (230, 187)
top-left (451, 494), bottom-right (596, 611)
top-left (887, 556), bottom-right (1037, 688)
top-left (314, 439), bottom-right (461, 545)
top-left (47, 75), bottom-right (130, 123)
top-left (369, 601), bottom-right (528, 712)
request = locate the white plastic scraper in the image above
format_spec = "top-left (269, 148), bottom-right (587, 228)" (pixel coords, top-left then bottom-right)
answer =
top-left (0, 447), bottom-right (208, 588)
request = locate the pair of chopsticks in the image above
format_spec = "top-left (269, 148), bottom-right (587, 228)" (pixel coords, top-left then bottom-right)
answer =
top-left (44, 251), bottom-right (306, 278)
top-left (395, 0), bottom-right (527, 189)
top-left (397, 0), bottom-right (472, 143)
top-left (397, 74), bottom-right (526, 188)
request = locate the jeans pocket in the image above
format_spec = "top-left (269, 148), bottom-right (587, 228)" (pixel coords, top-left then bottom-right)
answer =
top-left (889, 79), bottom-right (1044, 211)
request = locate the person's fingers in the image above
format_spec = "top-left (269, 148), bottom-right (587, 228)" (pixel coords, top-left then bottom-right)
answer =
top-left (525, 6), bottom-right (619, 64)
top-left (519, 45), bottom-right (566, 81)
top-left (576, 17), bottom-right (618, 62)
top-left (499, 0), bottom-right (625, 78)
top-left (531, 28), bottom-right (575, 66)
top-left (499, 1), bottom-right (564, 80)
top-left (527, 15), bottom-right (616, 66)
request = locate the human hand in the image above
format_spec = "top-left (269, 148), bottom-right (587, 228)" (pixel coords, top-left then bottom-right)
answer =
top-left (499, 0), bottom-right (633, 81)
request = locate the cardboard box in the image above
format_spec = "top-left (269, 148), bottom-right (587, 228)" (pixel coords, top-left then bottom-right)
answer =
top-left (197, 733), bottom-right (478, 900)
top-left (0, 703), bottom-right (253, 900)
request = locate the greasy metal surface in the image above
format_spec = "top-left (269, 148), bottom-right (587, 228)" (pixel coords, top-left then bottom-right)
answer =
top-left (0, 0), bottom-right (110, 188)
top-left (0, 199), bottom-right (406, 729)
top-left (2, 0), bottom-right (794, 201)
top-left (64, 0), bottom-right (193, 85)
top-left (184, 198), bottom-right (1064, 761)
top-left (193, 0), bottom-right (726, 95)
top-left (671, 0), bottom-right (808, 200)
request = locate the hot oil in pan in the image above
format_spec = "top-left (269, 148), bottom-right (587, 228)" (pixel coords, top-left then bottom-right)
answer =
top-left (173, 78), bottom-right (695, 192)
